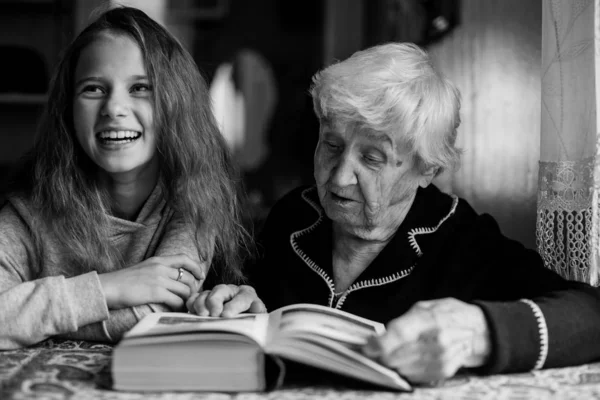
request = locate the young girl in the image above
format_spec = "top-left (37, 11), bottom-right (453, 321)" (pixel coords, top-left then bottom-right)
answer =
top-left (0, 6), bottom-right (264, 349)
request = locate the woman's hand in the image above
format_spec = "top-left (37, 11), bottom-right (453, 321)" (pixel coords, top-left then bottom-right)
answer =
top-left (98, 254), bottom-right (205, 311)
top-left (186, 284), bottom-right (267, 317)
top-left (362, 298), bottom-right (491, 384)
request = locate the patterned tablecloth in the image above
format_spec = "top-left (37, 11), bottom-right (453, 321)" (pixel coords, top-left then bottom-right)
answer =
top-left (2, 339), bottom-right (600, 400)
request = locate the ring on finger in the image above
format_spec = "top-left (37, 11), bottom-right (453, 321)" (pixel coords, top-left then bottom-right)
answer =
top-left (176, 267), bottom-right (184, 282)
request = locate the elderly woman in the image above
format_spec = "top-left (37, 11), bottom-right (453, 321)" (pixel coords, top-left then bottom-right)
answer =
top-left (191, 42), bottom-right (600, 384)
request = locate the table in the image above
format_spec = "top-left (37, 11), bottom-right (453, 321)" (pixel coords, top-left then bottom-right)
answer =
top-left (2, 340), bottom-right (600, 400)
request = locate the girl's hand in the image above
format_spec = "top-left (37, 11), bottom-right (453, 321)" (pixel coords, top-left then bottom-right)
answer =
top-left (186, 284), bottom-right (267, 317)
top-left (99, 254), bottom-right (205, 311)
top-left (362, 298), bottom-right (491, 384)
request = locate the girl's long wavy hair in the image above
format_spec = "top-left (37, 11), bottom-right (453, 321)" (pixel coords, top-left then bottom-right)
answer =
top-left (8, 6), bottom-right (252, 283)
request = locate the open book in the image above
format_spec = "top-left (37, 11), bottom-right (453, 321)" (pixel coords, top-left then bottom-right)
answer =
top-left (112, 303), bottom-right (412, 392)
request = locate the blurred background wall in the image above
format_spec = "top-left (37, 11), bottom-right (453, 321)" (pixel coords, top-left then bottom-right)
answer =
top-left (428, 0), bottom-right (541, 250)
top-left (0, 0), bottom-right (541, 249)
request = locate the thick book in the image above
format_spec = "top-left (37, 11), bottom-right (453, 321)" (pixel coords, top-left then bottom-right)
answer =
top-left (111, 303), bottom-right (412, 392)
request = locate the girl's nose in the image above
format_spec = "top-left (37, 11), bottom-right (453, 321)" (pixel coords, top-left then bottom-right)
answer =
top-left (101, 91), bottom-right (129, 118)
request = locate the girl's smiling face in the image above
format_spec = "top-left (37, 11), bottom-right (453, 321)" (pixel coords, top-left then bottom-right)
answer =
top-left (72, 33), bottom-right (157, 180)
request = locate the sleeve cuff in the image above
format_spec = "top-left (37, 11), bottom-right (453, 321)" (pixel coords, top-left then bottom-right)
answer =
top-left (64, 271), bottom-right (110, 329)
top-left (518, 299), bottom-right (549, 370)
top-left (473, 299), bottom-right (546, 374)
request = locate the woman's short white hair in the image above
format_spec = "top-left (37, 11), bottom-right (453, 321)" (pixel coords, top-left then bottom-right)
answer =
top-left (310, 42), bottom-right (462, 174)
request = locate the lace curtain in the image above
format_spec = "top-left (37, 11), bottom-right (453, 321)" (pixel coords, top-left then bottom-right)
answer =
top-left (537, 0), bottom-right (600, 285)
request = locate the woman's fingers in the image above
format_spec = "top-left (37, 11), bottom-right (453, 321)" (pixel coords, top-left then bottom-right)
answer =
top-left (188, 285), bottom-right (267, 317)
top-left (365, 304), bottom-right (433, 359)
top-left (204, 284), bottom-right (239, 316)
top-left (382, 334), bottom-right (469, 383)
top-left (190, 290), bottom-right (212, 316)
top-left (362, 298), bottom-right (490, 384)
top-left (186, 292), bottom-right (202, 313)
top-left (221, 285), bottom-right (267, 317)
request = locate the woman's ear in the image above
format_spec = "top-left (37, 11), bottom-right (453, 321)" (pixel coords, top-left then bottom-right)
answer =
top-left (418, 166), bottom-right (439, 188)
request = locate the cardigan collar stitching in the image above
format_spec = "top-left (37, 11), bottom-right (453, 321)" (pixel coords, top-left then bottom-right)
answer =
top-left (289, 188), bottom-right (336, 306)
top-left (290, 186), bottom-right (458, 307)
top-left (407, 195), bottom-right (459, 256)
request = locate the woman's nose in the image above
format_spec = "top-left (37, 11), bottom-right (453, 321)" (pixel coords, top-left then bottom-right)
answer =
top-left (101, 91), bottom-right (129, 118)
top-left (331, 153), bottom-right (358, 187)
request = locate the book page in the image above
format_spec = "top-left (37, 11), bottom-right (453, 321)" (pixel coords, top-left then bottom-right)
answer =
top-left (267, 334), bottom-right (411, 391)
top-left (269, 303), bottom-right (385, 347)
top-left (264, 304), bottom-right (410, 391)
top-left (123, 312), bottom-right (270, 346)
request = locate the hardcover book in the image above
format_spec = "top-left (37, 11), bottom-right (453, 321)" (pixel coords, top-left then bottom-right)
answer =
top-left (112, 303), bottom-right (412, 392)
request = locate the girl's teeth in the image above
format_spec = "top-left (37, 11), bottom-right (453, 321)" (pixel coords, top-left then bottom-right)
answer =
top-left (97, 131), bottom-right (141, 139)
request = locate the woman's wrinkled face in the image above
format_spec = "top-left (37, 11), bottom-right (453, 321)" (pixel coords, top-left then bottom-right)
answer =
top-left (314, 119), bottom-right (431, 241)
top-left (72, 33), bottom-right (157, 180)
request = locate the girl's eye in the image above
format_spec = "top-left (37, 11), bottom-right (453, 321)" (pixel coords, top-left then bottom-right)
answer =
top-left (131, 83), bottom-right (152, 93)
top-left (82, 85), bottom-right (104, 94)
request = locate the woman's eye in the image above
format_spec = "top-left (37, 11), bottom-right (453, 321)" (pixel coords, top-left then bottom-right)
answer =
top-left (363, 154), bottom-right (384, 164)
top-left (325, 141), bottom-right (341, 151)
